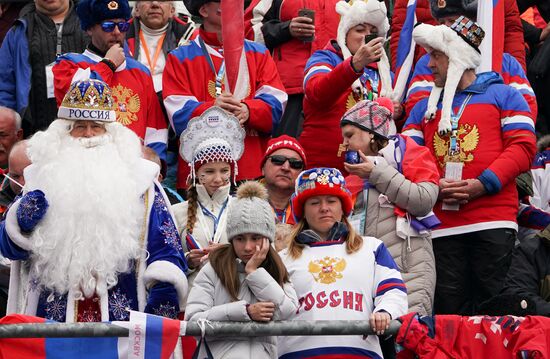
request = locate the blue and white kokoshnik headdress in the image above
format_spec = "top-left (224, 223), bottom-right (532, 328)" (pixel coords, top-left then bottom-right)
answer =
top-left (57, 79), bottom-right (117, 122)
top-left (179, 107), bottom-right (246, 184)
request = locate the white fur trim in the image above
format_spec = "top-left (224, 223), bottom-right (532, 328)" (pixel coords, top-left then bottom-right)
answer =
top-left (6, 260), bottom-right (20, 315)
top-left (336, 0), bottom-right (389, 60)
top-left (100, 284), bottom-right (110, 322)
top-left (4, 199), bottom-right (32, 251)
top-left (65, 289), bottom-right (76, 323)
top-left (143, 260), bottom-right (188, 307)
top-left (413, 23), bottom-right (481, 133)
top-left (137, 186), bottom-right (155, 312)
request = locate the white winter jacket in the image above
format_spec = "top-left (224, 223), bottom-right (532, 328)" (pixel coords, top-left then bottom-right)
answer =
top-left (185, 261), bottom-right (299, 358)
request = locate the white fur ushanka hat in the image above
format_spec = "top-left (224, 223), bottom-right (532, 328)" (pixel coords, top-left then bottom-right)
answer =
top-left (335, 0), bottom-right (392, 98)
top-left (412, 16), bottom-right (485, 134)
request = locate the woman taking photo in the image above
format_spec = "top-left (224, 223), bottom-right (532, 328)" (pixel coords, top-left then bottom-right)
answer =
top-left (278, 168), bottom-right (407, 358)
top-left (185, 181), bottom-right (298, 358)
top-left (172, 107), bottom-right (245, 284)
top-left (300, 0), bottom-right (401, 172)
top-left (340, 98), bottom-right (440, 316)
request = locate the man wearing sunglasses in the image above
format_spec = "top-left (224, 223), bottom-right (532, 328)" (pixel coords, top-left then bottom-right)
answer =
top-left (52, 0), bottom-right (168, 163)
top-left (260, 135), bottom-right (307, 225)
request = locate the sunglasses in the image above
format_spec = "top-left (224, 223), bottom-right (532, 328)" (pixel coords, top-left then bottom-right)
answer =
top-left (101, 21), bottom-right (130, 33)
top-left (268, 155), bottom-right (304, 170)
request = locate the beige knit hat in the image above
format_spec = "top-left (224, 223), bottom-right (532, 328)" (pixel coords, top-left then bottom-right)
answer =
top-left (226, 181), bottom-right (276, 242)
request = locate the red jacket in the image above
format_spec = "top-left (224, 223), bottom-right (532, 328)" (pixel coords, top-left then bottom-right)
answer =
top-left (162, 29), bottom-right (287, 188)
top-left (301, 41), bottom-right (388, 173)
top-left (397, 312), bottom-right (550, 359)
top-left (403, 72), bottom-right (536, 238)
top-left (244, 0), bottom-right (340, 94)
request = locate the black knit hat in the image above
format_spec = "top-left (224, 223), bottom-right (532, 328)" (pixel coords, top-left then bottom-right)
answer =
top-left (429, 0), bottom-right (477, 20)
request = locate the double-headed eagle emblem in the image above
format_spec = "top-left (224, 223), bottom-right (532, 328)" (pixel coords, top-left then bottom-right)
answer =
top-left (308, 257), bottom-right (347, 284)
top-left (111, 84), bottom-right (140, 126)
top-left (433, 123), bottom-right (479, 167)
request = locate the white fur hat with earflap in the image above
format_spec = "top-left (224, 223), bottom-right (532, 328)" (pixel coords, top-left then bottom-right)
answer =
top-left (412, 16), bottom-right (485, 134)
top-left (335, 0), bottom-right (392, 98)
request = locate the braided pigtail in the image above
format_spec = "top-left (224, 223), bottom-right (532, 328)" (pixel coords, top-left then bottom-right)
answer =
top-left (186, 185), bottom-right (199, 235)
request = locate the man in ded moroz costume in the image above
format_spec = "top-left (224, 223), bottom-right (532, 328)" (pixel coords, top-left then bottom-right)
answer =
top-left (0, 79), bottom-right (188, 322)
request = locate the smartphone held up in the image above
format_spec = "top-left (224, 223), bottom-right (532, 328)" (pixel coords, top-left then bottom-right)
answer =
top-left (297, 8), bottom-right (315, 42)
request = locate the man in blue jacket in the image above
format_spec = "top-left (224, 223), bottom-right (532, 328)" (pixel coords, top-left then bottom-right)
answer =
top-left (0, 0), bottom-right (88, 137)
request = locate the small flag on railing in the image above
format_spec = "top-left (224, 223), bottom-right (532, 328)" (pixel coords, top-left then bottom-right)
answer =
top-left (0, 312), bottom-right (181, 359)
top-left (125, 310), bottom-right (181, 359)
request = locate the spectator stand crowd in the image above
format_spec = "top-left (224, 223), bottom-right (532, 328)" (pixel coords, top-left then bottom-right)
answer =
top-left (0, 0), bottom-right (548, 358)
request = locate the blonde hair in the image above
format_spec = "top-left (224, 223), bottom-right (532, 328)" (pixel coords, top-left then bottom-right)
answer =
top-left (287, 216), bottom-right (363, 259)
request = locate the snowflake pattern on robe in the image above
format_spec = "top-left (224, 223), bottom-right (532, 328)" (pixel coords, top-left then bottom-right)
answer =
top-left (153, 191), bottom-right (168, 213)
top-left (44, 293), bottom-right (67, 322)
top-left (108, 288), bottom-right (133, 320)
top-left (160, 221), bottom-right (182, 252)
top-left (153, 303), bottom-right (178, 319)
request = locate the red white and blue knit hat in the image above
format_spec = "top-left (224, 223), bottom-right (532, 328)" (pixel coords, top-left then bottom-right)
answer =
top-left (291, 167), bottom-right (353, 222)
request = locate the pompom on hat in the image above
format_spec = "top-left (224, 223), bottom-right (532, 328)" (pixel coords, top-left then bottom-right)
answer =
top-left (413, 16), bottom-right (485, 134)
top-left (226, 181), bottom-right (276, 242)
top-left (335, 0), bottom-right (393, 98)
top-left (57, 79), bottom-right (116, 122)
top-left (179, 106), bottom-right (246, 183)
top-left (261, 135), bottom-right (307, 169)
top-left (77, 0), bottom-right (131, 31)
top-left (340, 97), bottom-right (395, 139)
top-left (429, 0), bottom-right (477, 20)
top-left (291, 168), bottom-right (353, 223)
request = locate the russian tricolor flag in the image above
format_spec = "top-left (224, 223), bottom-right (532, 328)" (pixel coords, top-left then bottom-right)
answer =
top-left (0, 312), bottom-right (180, 359)
top-left (392, 0), bottom-right (417, 103)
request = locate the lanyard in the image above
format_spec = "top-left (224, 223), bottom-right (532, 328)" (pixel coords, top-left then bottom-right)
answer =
top-left (198, 36), bottom-right (225, 97)
top-left (139, 30), bottom-right (166, 73)
top-left (55, 24), bottom-right (64, 56)
top-left (273, 204), bottom-right (292, 224)
top-left (448, 94), bottom-right (473, 155)
top-left (198, 198), bottom-right (229, 243)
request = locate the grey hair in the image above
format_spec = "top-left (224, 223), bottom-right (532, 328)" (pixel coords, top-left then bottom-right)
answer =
top-left (0, 106), bottom-right (22, 131)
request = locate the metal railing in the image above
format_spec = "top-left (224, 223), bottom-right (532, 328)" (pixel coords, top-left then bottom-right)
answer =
top-left (0, 320), bottom-right (402, 338)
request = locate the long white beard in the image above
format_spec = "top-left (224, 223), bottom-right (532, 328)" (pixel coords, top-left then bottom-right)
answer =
top-left (25, 120), bottom-right (145, 299)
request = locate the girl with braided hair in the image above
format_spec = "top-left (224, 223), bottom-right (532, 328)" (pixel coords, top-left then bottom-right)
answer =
top-left (172, 107), bottom-right (246, 290)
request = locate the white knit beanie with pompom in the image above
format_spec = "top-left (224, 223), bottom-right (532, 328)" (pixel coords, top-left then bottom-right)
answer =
top-left (226, 181), bottom-right (276, 242)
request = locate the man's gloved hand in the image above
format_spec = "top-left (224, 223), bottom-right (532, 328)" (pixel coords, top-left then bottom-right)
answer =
top-left (16, 190), bottom-right (49, 233)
